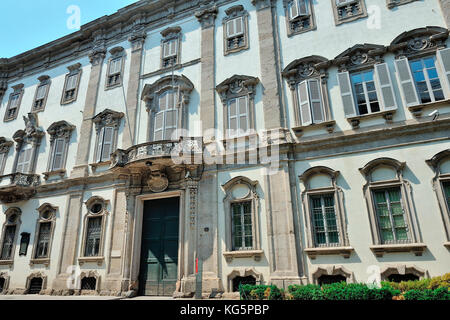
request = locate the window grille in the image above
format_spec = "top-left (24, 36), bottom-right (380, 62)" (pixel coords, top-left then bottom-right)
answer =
top-left (28, 278), bottom-right (43, 295)
top-left (35, 222), bottom-right (51, 259)
top-left (81, 277), bottom-right (97, 290)
top-left (231, 201), bottom-right (253, 251)
top-left (310, 194), bottom-right (340, 246)
top-left (84, 217), bottom-right (102, 257)
top-left (0, 226), bottom-right (16, 260)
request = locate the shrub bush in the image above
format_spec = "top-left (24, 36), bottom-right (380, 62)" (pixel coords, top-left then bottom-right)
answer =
top-left (288, 284), bottom-right (324, 300)
top-left (239, 284), bottom-right (283, 300)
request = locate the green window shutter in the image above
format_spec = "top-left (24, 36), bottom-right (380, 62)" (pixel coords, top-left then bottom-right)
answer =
top-left (374, 63), bottom-right (397, 111)
top-left (394, 58), bottom-right (420, 107)
top-left (337, 71), bottom-right (357, 117)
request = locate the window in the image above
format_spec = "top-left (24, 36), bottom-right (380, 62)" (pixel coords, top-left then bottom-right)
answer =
top-left (318, 275), bottom-right (347, 286)
top-left (360, 158), bottom-right (425, 257)
top-left (351, 70), bottom-right (380, 115)
top-left (81, 277), bottom-right (97, 290)
top-left (154, 90), bottom-right (178, 141)
top-left (106, 47), bottom-right (125, 89)
top-left (298, 79), bottom-right (324, 125)
top-left (310, 194), bottom-right (339, 246)
top-left (227, 96), bottom-right (249, 137)
top-left (4, 84), bottom-right (24, 122)
top-left (0, 208), bottom-right (21, 263)
top-left (216, 75), bottom-right (259, 139)
top-left (285, 0), bottom-right (316, 36)
top-left (232, 276), bottom-right (256, 292)
top-left (61, 63), bottom-right (81, 105)
top-left (160, 27), bottom-right (181, 69)
top-left (299, 167), bottom-right (352, 258)
top-left (232, 201), bottom-right (253, 251)
top-left (443, 181), bottom-right (450, 211)
top-left (80, 197), bottom-right (108, 263)
top-left (387, 273), bottom-right (419, 283)
top-left (35, 223), bottom-right (51, 258)
top-left (0, 138), bottom-right (13, 176)
top-left (312, 266), bottom-right (354, 284)
top-left (332, 0), bottom-right (367, 25)
top-left (45, 121), bottom-right (75, 178)
top-left (92, 109), bottom-right (123, 164)
top-left (30, 203), bottom-right (56, 264)
top-left (28, 278), bottom-right (43, 294)
top-left (373, 187), bottom-right (409, 244)
top-left (32, 76), bottom-right (50, 112)
top-left (223, 5), bottom-right (249, 55)
top-left (16, 144), bottom-right (32, 174)
top-left (409, 57), bottom-right (444, 104)
top-left (222, 177), bottom-right (262, 261)
top-left (142, 75), bottom-right (194, 143)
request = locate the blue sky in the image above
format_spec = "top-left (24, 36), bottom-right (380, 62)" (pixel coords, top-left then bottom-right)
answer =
top-left (0, 0), bottom-right (138, 58)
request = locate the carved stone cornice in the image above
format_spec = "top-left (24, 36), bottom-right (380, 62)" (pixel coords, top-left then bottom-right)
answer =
top-left (282, 55), bottom-right (330, 89)
top-left (251, 0), bottom-right (274, 10)
top-left (47, 121), bottom-right (76, 143)
top-left (333, 44), bottom-right (387, 72)
top-left (0, 137), bottom-right (13, 154)
top-left (93, 109), bottom-right (124, 133)
top-left (216, 75), bottom-right (259, 104)
top-left (195, 6), bottom-right (218, 29)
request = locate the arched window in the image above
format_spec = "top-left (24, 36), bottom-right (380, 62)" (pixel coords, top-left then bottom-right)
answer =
top-left (0, 137), bottom-right (13, 176)
top-left (142, 75), bottom-right (194, 142)
top-left (311, 265), bottom-right (354, 285)
top-left (299, 166), bottom-right (353, 259)
top-left (44, 121), bottom-right (75, 179)
top-left (359, 158), bottom-right (425, 257)
top-left (380, 264), bottom-right (426, 282)
top-left (92, 109), bottom-right (124, 164)
top-left (30, 203), bottom-right (57, 266)
top-left (0, 208), bottom-right (21, 264)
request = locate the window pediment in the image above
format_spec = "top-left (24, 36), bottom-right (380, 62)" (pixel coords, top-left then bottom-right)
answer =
top-left (333, 44), bottom-right (386, 72)
top-left (13, 113), bottom-right (44, 144)
top-left (222, 176), bottom-right (258, 199)
top-left (224, 5), bottom-right (245, 18)
top-left (299, 166), bottom-right (339, 189)
top-left (36, 203), bottom-right (57, 220)
top-left (161, 26), bottom-right (181, 39)
top-left (0, 138), bottom-right (13, 154)
top-left (282, 55), bottom-right (329, 88)
top-left (426, 149), bottom-right (450, 173)
top-left (47, 121), bottom-right (75, 142)
top-left (359, 157), bottom-right (405, 181)
top-left (216, 75), bottom-right (259, 103)
top-left (93, 109), bottom-right (124, 132)
top-left (389, 26), bottom-right (449, 58)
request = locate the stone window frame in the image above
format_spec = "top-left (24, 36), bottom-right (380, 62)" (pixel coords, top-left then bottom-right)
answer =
top-left (388, 26), bottom-right (449, 117)
top-left (78, 196), bottom-right (109, 266)
top-left (0, 137), bottom-right (13, 176)
top-left (334, 44), bottom-right (399, 129)
top-left (12, 113), bottom-right (45, 175)
top-left (283, 0), bottom-right (316, 37)
top-left (379, 264), bottom-right (426, 281)
top-left (105, 47), bottom-right (126, 90)
top-left (160, 26), bottom-right (182, 69)
top-left (61, 63), bottom-right (82, 105)
top-left (31, 75), bottom-right (51, 113)
top-left (331, 0), bottom-right (368, 26)
top-left (92, 109), bottom-right (124, 166)
top-left (0, 272), bottom-right (10, 294)
top-left (282, 56), bottom-right (334, 133)
top-left (311, 265), bottom-right (354, 284)
top-left (226, 268), bottom-right (263, 292)
top-left (79, 270), bottom-right (101, 294)
top-left (25, 271), bottom-right (47, 295)
top-left (299, 166), bottom-right (354, 259)
top-left (216, 75), bottom-right (259, 139)
top-left (426, 149), bottom-right (450, 247)
top-left (359, 157), bottom-right (426, 257)
top-left (386, 0), bottom-right (419, 9)
top-left (43, 121), bottom-right (76, 180)
top-left (141, 75), bottom-right (194, 142)
top-left (0, 208), bottom-right (22, 266)
top-left (223, 5), bottom-right (250, 56)
top-left (29, 203), bottom-right (57, 267)
top-left (222, 176), bottom-right (263, 263)
top-left (4, 84), bottom-right (24, 122)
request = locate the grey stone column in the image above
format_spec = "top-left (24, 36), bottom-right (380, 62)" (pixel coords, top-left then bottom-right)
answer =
top-left (70, 41), bottom-right (106, 178)
top-left (122, 30), bottom-right (146, 149)
top-left (440, 0), bottom-right (450, 27)
top-left (251, 0), bottom-right (285, 130)
top-left (264, 160), bottom-right (302, 288)
top-left (195, 6), bottom-right (218, 142)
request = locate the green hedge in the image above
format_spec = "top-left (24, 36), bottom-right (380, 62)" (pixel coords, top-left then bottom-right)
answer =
top-left (239, 279), bottom-right (450, 300)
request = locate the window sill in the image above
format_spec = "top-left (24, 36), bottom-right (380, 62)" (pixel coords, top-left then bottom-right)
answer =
top-left (223, 250), bottom-right (264, 263)
top-left (78, 256), bottom-right (104, 266)
top-left (370, 243), bottom-right (427, 257)
top-left (61, 98), bottom-right (77, 106)
top-left (335, 12), bottom-right (368, 26)
top-left (30, 258), bottom-right (50, 267)
top-left (0, 260), bottom-right (13, 266)
top-left (3, 117), bottom-right (17, 123)
top-left (407, 98), bottom-right (450, 118)
top-left (304, 246), bottom-right (354, 259)
top-left (224, 43), bottom-right (249, 56)
top-left (346, 110), bottom-right (396, 129)
top-left (292, 120), bottom-right (336, 136)
top-left (42, 169), bottom-right (66, 181)
top-left (105, 82), bottom-right (123, 91)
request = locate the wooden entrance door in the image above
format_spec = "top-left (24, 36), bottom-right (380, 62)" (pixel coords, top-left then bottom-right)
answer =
top-left (139, 197), bottom-right (180, 296)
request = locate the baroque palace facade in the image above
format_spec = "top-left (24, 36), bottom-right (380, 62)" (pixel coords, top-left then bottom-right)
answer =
top-left (0, 0), bottom-right (450, 297)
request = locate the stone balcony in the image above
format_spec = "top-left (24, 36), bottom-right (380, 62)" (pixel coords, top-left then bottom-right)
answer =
top-left (0, 172), bottom-right (41, 203)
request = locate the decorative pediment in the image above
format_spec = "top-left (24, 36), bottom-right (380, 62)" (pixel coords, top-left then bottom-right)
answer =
top-left (282, 55), bottom-right (330, 88)
top-left (161, 26), bottom-right (182, 39)
top-left (141, 75), bottom-right (194, 112)
top-left (333, 44), bottom-right (386, 72)
top-left (389, 26), bottom-right (449, 58)
top-left (36, 203), bottom-right (57, 220)
top-left (359, 157), bottom-right (405, 179)
top-left (299, 166), bottom-right (340, 184)
top-left (426, 149), bottom-right (450, 170)
top-left (13, 113), bottom-right (44, 145)
top-left (216, 75), bottom-right (259, 104)
top-left (92, 109), bottom-right (124, 132)
top-left (109, 46), bottom-right (124, 56)
top-left (225, 5), bottom-right (244, 17)
top-left (47, 121), bottom-right (75, 142)
top-left (0, 137), bottom-right (13, 154)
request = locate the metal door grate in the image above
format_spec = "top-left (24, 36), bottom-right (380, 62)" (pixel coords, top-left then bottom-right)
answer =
top-left (28, 278), bottom-right (43, 294)
top-left (81, 277), bottom-right (97, 290)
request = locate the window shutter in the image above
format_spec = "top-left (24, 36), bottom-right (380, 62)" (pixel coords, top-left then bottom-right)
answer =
top-left (52, 138), bottom-right (65, 171)
top-left (308, 79), bottom-right (324, 123)
top-left (298, 80), bottom-right (312, 126)
top-left (238, 96), bottom-right (248, 132)
top-left (437, 48), bottom-right (450, 97)
top-left (101, 127), bottom-right (114, 162)
top-left (23, 148), bottom-right (32, 173)
top-left (36, 85), bottom-right (47, 100)
top-left (235, 17), bottom-right (243, 36)
top-left (67, 74), bottom-right (77, 90)
top-left (228, 98), bottom-right (238, 131)
top-left (337, 71), bottom-right (357, 118)
top-left (154, 113), bottom-right (164, 141)
top-left (394, 58), bottom-right (419, 107)
top-left (298, 0), bottom-right (309, 16)
top-left (0, 153), bottom-right (4, 171)
top-left (96, 127), bottom-right (105, 163)
top-left (374, 63), bottom-right (397, 111)
top-left (170, 40), bottom-right (177, 56)
top-left (227, 20), bottom-right (235, 38)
